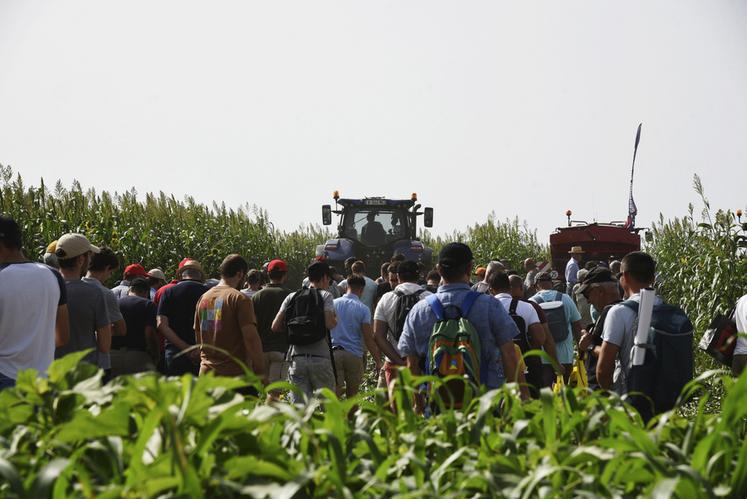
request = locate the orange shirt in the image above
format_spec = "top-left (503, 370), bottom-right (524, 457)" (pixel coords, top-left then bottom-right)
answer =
top-left (194, 285), bottom-right (257, 376)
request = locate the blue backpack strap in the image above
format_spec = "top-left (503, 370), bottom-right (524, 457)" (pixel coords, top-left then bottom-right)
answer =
top-left (460, 291), bottom-right (480, 318)
top-left (555, 291), bottom-right (563, 302)
top-left (426, 294), bottom-right (445, 321)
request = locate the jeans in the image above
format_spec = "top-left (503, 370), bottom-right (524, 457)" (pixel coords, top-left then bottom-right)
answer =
top-left (111, 349), bottom-right (157, 377)
top-left (0, 372), bottom-right (15, 390)
top-left (733, 354), bottom-right (747, 377)
top-left (165, 349), bottom-right (200, 376)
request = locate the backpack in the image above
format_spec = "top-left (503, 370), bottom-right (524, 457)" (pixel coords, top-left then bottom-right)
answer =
top-left (285, 288), bottom-right (328, 345)
top-left (392, 289), bottom-right (425, 341)
top-left (508, 298), bottom-right (530, 352)
top-left (426, 291), bottom-right (482, 409)
top-left (621, 300), bottom-right (694, 422)
top-left (532, 291), bottom-right (570, 343)
top-left (698, 308), bottom-right (737, 367)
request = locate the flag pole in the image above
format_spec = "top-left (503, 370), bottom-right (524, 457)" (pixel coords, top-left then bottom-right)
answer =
top-left (626, 123), bottom-right (642, 230)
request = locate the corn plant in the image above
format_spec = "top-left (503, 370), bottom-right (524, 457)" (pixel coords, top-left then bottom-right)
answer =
top-left (0, 165), bottom-right (329, 288)
top-left (420, 213), bottom-right (549, 270)
top-left (647, 174), bottom-right (747, 413)
top-left (0, 353), bottom-right (745, 498)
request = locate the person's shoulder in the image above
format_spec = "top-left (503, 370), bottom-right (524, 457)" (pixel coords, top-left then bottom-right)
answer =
top-left (78, 278), bottom-right (100, 292)
top-left (517, 299), bottom-right (537, 315)
top-left (474, 290), bottom-right (495, 303)
top-left (561, 293), bottom-right (575, 304)
top-left (378, 289), bottom-right (397, 305)
top-left (605, 300), bottom-right (636, 323)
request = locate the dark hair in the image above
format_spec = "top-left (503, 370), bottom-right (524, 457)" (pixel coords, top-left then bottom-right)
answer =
top-left (268, 269), bottom-right (286, 281)
top-left (0, 216), bottom-right (22, 250)
top-left (246, 269), bottom-right (262, 285)
top-left (307, 261), bottom-right (330, 282)
top-left (58, 255), bottom-right (82, 270)
top-left (388, 262), bottom-right (400, 274)
top-left (489, 272), bottom-right (511, 291)
top-left (584, 261), bottom-right (598, 271)
top-left (391, 253), bottom-right (405, 263)
top-left (344, 257), bottom-right (357, 269)
top-left (380, 262), bottom-right (390, 275)
top-left (351, 260), bottom-right (366, 274)
top-left (346, 274), bottom-right (366, 292)
top-left (438, 262), bottom-right (469, 281)
top-left (508, 274), bottom-right (524, 289)
top-left (129, 277), bottom-right (151, 295)
top-left (397, 260), bottom-right (420, 283)
top-left (621, 251), bottom-right (656, 284)
top-left (219, 254), bottom-right (248, 278)
top-left (88, 247), bottom-right (119, 272)
top-left (426, 270), bottom-right (441, 282)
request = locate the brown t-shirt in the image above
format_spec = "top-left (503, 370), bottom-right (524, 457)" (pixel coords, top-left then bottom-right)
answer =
top-left (194, 285), bottom-right (258, 376)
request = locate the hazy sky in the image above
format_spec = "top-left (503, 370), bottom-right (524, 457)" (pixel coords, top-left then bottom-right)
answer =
top-left (1, 1), bottom-right (746, 242)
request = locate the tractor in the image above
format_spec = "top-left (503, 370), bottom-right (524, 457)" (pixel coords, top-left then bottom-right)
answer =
top-left (317, 192), bottom-right (434, 275)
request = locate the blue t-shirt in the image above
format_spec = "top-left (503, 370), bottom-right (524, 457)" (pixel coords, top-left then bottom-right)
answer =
top-left (530, 289), bottom-right (582, 365)
top-left (330, 294), bottom-right (371, 358)
top-left (397, 283), bottom-right (519, 389)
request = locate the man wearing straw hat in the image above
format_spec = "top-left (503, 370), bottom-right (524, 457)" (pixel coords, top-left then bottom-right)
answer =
top-left (565, 246), bottom-right (585, 295)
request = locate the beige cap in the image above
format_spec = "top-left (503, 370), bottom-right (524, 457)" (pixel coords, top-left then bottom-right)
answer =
top-left (55, 233), bottom-right (100, 260)
top-left (148, 268), bottom-right (167, 281)
top-left (177, 259), bottom-right (204, 277)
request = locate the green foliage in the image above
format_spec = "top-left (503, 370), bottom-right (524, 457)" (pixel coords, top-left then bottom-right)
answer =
top-left (0, 356), bottom-right (745, 497)
top-left (420, 213), bottom-right (548, 270)
top-left (0, 165), bottom-right (329, 288)
top-left (648, 175), bottom-right (747, 376)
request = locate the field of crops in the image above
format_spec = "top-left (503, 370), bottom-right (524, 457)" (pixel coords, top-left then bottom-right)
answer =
top-left (1, 351), bottom-right (746, 497)
top-left (2, 166), bottom-right (747, 497)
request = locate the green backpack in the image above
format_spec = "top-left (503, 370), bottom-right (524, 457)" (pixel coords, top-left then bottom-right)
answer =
top-left (425, 291), bottom-right (482, 408)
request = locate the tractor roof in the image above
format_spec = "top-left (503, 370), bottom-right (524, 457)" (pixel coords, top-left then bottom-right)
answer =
top-left (337, 197), bottom-right (416, 209)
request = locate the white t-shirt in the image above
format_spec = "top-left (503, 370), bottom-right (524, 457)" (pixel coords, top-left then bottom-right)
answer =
top-left (602, 292), bottom-right (664, 394)
top-left (373, 282), bottom-right (431, 360)
top-left (734, 294), bottom-right (747, 355)
top-left (0, 262), bottom-right (65, 379)
top-left (494, 293), bottom-right (540, 334)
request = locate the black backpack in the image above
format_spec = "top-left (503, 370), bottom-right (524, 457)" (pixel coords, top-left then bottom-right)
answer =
top-left (392, 289), bottom-right (425, 341)
top-left (508, 298), bottom-right (529, 351)
top-left (621, 300), bottom-right (694, 422)
top-left (285, 288), bottom-right (328, 345)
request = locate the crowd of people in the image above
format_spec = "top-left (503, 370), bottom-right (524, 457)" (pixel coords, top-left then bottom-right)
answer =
top-left (1, 214), bottom-right (745, 413)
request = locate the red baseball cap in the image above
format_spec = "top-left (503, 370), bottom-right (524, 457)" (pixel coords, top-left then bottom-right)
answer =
top-left (124, 263), bottom-right (149, 278)
top-left (268, 259), bottom-right (288, 273)
top-left (178, 257), bottom-right (193, 269)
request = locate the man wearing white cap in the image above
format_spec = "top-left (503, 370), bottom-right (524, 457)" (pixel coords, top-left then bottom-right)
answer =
top-left (147, 268), bottom-right (167, 300)
top-left (53, 233), bottom-right (112, 369)
top-left (565, 246), bottom-right (585, 295)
